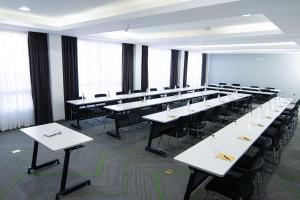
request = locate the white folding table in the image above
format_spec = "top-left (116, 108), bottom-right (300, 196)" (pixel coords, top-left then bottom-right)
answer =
top-left (142, 93), bottom-right (251, 156)
top-left (174, 97), bottom-right (292, 200)
top-left (103, 90), bottom-right (221, 139)
top-left (66, 86), bottom-right (205, 130)
top-left (21, 123), bottom-right (93, 200)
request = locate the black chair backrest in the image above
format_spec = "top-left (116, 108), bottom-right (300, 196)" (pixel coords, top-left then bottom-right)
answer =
top-left (164, 87), bottom-right (170, 90)
top-left (116, 91), bottom-right (126, 95)
top-left (265, 87), bottom-right (275, 89)
top-left (208, 84), bottom-right (217, 87)
top-left (232, 83), bottom-right (240, 86)
top-left (250, 86), bottom-right (259, 88)
top-left (219, 83), bottom-right (227, 85)
top-left (175, 116), bottom-right (188, 133)
top-left (150, 88), bottom-right (157, 91)
top-left (95, 93), bottom-right (107, 98)
top-left (132, 90), bottom-right (142, 93)
top-left (244, 157), bottom-right (264, 180)
top-left (223, 85), bottom-right (233, 89)
top-left (260, 89), bottom-right (271, 92)
top-left (76, 96), bottom-right (85, 100)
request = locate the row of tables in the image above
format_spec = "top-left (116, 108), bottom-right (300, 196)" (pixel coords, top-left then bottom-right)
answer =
top-left (20, 85), bottom-right (283, 199)
top-left (67, 86), bottom-right (278, 131)
top-left (209, 84), bottom-right (280, 93)
top-left (142, 93), bottom-right (251, 157)
top-left (174, 96), bottom-right (292, 200)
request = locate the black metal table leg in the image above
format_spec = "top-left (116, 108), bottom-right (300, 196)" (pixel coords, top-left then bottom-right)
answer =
top-left (70, 106), bottom-right (82, 130)
top-left (145, 122), bottom-right (166, 157)
top-left (28, 141), bottom-right (60, 174)
top-left (183, 167), bottom-right (209, 200)
top-left (55, 145), bottom-right (91, 200)
top-left (106, 114), bottom-right (124, 139)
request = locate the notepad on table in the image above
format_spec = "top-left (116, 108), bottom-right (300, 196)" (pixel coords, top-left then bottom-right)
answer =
top-left (238, 135), bottom-right (252, 141)
top-left (215, 152), bottom-right (236, 162)
top-left (255, 123), bottom-right (264, 127)
top-left (167, 115), bottom-right (177, 119)
top-left (43, 130), bottom-right (62, 137)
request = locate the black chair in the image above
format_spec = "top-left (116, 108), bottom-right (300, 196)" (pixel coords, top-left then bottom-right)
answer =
top-left (232, 83), bottom-right (240, 86)
top-left (265, 87), bottom-right (275, 90)
top-left (250, 86), bottom-right (259, 88)
top-left (164, 87), bottom-right (170, 90)
top-left (205, 157), bottom-right (264, 200)
top-left (219, 82), bottom-right (227, 85)
top-left (208, 84), bottom-right (217, 87)
top-left (95, 93), bottom-right (107, 98)
top-left (116, 91), bottom-right (126, 95)
top-left (223, 85), bottom-right (233, 89)
top-left (187, 111), bottom-right (207, 139)
top-left (158, 117), bottom-right (188, 150)
top-left (150, 88), bottom-right (157, 91)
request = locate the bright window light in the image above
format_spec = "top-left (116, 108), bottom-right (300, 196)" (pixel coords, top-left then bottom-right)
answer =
top-left (77, 39), bottom-right (122, 97)
top-left (148, 47), bottom-right (171, 90)
top-left (187, 51), bottom-right (202, 87)
top-left (18, 6), bottom-right (31, 12)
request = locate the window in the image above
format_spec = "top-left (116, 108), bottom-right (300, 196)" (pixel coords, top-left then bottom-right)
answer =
top-left (148, 47), bottom-right (171, 90)
top-left (77, 39), bottom-right (122, 98)
top-left (187, 51), bottom-right (203, 87)
top-left (0, 31), bottom-right (34, 131)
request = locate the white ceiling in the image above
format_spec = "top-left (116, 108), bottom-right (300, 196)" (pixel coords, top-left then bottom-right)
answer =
top-left (0, 0), bottom-right (299, 52)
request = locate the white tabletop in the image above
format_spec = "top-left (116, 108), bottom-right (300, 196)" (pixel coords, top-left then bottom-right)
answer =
top-left (210, 84), bottom-right (280, 93)
top-left (20, 123), bottom-right (93, 151)
top-left (104, 90), bottom-right (222, 112)
top-left (143, 93), bottom-right (250, 124)
top-left (174, 97), bottom-right (292, 177)
top-left (207, 86), bottom-right (274, 95)
top-left (67, 87), bottom-right (205, 106)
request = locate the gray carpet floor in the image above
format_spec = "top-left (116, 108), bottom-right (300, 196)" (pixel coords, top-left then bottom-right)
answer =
top-left (0, 115), bottom-right (299, 200)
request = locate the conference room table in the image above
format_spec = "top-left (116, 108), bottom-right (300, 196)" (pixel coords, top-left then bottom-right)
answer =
top-left (21, 123), bottom-right (93, 200)
top-left (66, 87), bottom-right (205, 130)
top-left (142, 93), bottom-right (251, 156)
top-left (103, 90), bottom-right (222, 139)
top-left (174, 96), bottom-right (292, 200)
top-left (207, 86), bottom-right (276, 96)
top-left (209, 84), bottom-right (280, 93)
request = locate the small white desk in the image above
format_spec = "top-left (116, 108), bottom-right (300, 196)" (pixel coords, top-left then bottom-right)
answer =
top-left (174, 97), bottom-right (292, 200)
top-left (21, 123), bottom-right (93, 200)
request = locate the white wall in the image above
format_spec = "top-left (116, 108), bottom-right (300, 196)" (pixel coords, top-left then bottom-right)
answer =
top-left (48, 34), bottom-right (65, 120)
top-left (208, 53), bottom-right (300, 98)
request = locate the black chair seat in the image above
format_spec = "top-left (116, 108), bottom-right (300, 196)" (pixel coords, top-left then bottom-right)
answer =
top-left (253, 136), bottom-right (273, 152)
top-left (206, 175), bottom-right (254, 200)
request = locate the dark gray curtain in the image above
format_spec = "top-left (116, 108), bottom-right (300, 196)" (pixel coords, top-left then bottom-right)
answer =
top-left (170, 49), bottom-right (179, 88)
top-left (28, 32), bottom-right (53, 125)
top-left (61, 36), bottom-right (79, 120)
top-left (183, 51), bottom-right (189, 87)
top-left (122, 43), bottom-right (134, 93)
top-left (201, 53), bottom-right (207, 86)
top-left (141, 45), bottom-right (148, 92)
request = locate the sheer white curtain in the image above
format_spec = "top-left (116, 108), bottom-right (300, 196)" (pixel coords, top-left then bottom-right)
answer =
top-left (148, 47), bottom-right (171, 90)
top-left (0, 31), bottom-right (34, 131)
top-left (187, 51), bottom-right (203, 87)
top-left (77, 39), bottom-right (122, 98)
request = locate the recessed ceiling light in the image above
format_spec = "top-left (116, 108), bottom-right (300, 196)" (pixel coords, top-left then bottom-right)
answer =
top-left (242, 14), bottom-right (251, 17)
top-left (19, 6), bottom-right (31, 12)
